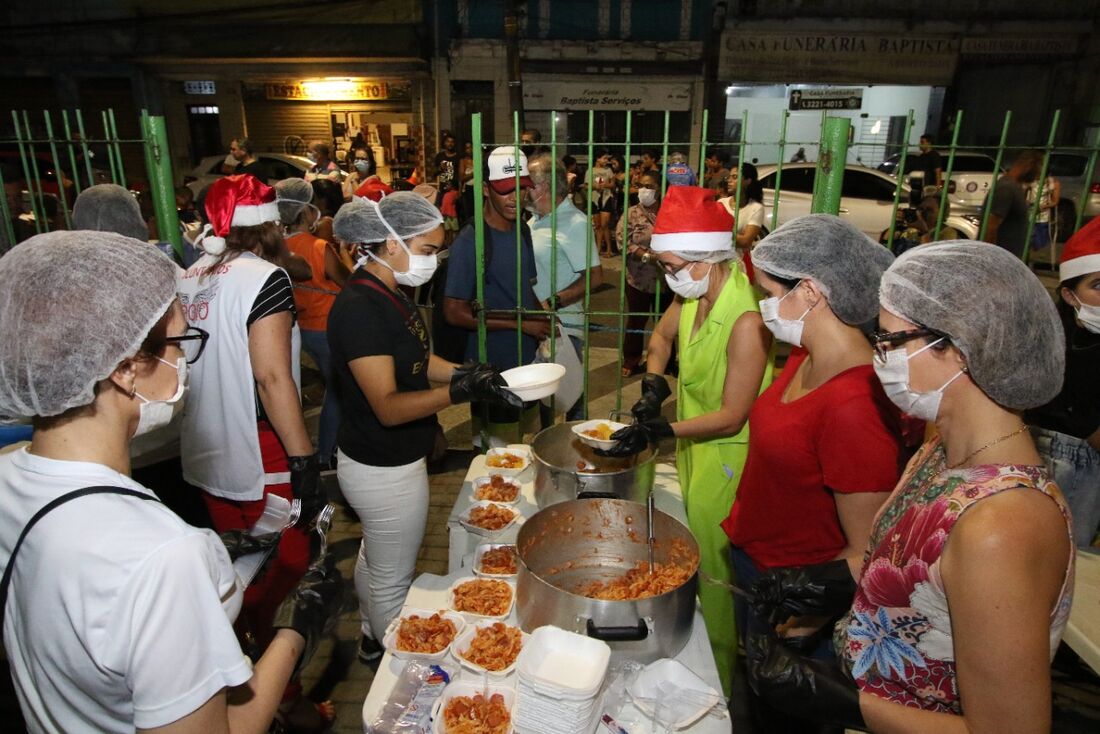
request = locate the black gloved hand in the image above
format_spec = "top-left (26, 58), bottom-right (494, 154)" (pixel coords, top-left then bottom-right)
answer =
top-left (449, 361), bottom-right (523, 408)
top-left (595, 417), bottom-right (674, 457)
top-left (747, 630), bottom-right (865, 730)
top-left (630, 373), bottom-right (672, 422)
top-left (750, 559), bottom-right (858, 627)
top-left (218, 529), bottom-right (281, 561)
top-left (288, 454), bottom-right (325, 529)
top-left (272, 557), bottom-right (345, 676)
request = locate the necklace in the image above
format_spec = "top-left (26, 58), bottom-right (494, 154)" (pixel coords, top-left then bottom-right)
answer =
top-left (947, 424), bottom-right (1030, 469)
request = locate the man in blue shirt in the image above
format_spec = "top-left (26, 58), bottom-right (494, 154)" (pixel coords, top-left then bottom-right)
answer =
top-left (443, 147), bottom-right (549, 443)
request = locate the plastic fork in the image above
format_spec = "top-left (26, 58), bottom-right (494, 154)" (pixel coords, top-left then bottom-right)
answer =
top-left (311, 504), bottom-right (335, 566)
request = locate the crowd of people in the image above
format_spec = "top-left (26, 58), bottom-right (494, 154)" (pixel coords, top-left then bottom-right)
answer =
top-left (0, 121), bottom-right (1095, 734)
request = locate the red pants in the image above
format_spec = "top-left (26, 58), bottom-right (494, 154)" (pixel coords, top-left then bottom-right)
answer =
top-left (202, 421), bottom-right (310, 653)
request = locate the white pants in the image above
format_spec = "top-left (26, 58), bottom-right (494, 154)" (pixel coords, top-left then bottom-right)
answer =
top-left (336, 450), bottom-right (429, 640)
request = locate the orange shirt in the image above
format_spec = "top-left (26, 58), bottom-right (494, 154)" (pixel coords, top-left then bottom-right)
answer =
top-left (285, 231), bottom-right (340, 331)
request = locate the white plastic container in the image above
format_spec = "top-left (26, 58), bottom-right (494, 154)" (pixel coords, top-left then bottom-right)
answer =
top-left (381, 608), bottom-right (466, 663)
top-left (628, 658), bottom-right (723, 729)
top-left (515, 626), bottom-right (610, 700)
top-left (472, 543), bottom-right (518, 578)
top-left (430, 680), bottom-right (516, 734)
top-left (448, 577), bottom-right (516, 620)
top-left (451, 621), bottom-right (528, 677)
top-left (570, 419), bottom-right (628, 450)
top-left (458, 501), bottom-right (518, 536)
top-left (470, 474), bottom-right (522, 505)
top-left (500, 363), bottom-right (566, 401)
top-left (483, 447), bottom-right (531, 477)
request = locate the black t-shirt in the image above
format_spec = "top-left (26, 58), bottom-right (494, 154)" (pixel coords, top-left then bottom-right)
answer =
top-left (1026, 308), bottom-right (1100, 440)
top-left (916, 150), bottom-right (942, 187)
top-left (434, 152), bottom-right (461, 188)
top-left (328, 269), bottom-right (438, 466)
top-left (235, 160), bottom-right (268, 183)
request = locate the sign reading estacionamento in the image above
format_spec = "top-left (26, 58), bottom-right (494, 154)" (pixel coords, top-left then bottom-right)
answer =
top-left (523, 81), bottom-right (692, 111)
top-left (788, 87), bottom-right (863, 111)
top-left (265, 80), bottom-right (389, 101)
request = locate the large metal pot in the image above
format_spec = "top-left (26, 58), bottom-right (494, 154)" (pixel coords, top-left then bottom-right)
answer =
top-left (515, 498), bottom-right (698, 663)
top-left (531, 422), bottom-right (656, 508)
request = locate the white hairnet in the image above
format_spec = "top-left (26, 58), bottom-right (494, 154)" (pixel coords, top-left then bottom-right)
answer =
top-left (880, 241), bottom-right (1064, 410)
top-left (0, 231), bottom-right (178, 418)
top-left (275, 177), bottom-right (314, 225)
top-left (71, 183), bottom-right (148, 241)
top-left (751, 214), bottom-right (894, 326)
top-left (333, 191), bottom-right (443, 245)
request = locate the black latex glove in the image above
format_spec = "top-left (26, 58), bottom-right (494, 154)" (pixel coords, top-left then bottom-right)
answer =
top-left (747, 630), bottom-right (865, 730)
top-left (218, 529), bottom-right (281, 561)
top-left (272, 557), bottom-right (345, 676)
top-left (630, 373), bottom-right (672, 422)
top-left (288, 454), bottom-right (325, 529)
top-left (449, 361), bottom-right (523, 408)
top-left (750, 559), bottom-right (858, 627)
top-left (595, 417), bottom-right (674, 457)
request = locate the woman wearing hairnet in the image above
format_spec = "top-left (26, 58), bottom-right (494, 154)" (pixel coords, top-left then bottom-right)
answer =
top-left (276, 178), bottom-right (351, 469)
top-left (0, 232), bottom-right (342, 733)
top-left (328, 193), bottom-right (520, 665)
top-left (722, 215), bottom-right (905, 724)
top-left (178, 174), bottom-right (332, 731)
top-left (601, 186), bottom-right (774, 696)
top-left (748, 242), bottom-right (1075, 732)
top-left (1026, 217), bottom-right (1100, 546)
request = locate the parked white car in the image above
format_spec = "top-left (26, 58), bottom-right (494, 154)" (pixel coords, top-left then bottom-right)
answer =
top-left (877, 150), bottom-right (1000, 216)
top-left (1046, 151), bottom-right (1100, 237)
top-left (755, 163), bottom-right (977, 241)
top-left (183, 153), bottom-right (316, 196)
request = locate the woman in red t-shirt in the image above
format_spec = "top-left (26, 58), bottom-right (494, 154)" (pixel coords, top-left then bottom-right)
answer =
top-left (721, 216), bottom-right (904, 689)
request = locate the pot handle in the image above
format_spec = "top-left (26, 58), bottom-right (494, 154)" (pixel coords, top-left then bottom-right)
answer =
top-left (608, 410), bottom-right (635, 426)
top-left (577, 490), bottom-right (619, 500)
top-left (585, 618), bottom-right (650, 642)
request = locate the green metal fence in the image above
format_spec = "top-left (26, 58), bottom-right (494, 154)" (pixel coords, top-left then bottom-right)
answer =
top-left (0, 108), bottom-right (181, 259)
top-left (464, 107), bottom-right (1100, 426)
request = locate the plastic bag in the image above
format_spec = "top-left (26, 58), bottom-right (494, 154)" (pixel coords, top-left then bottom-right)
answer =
top-left (534, 325), bottom-right (583, 410)
top-left (367, 662), bottom-right (452, 734)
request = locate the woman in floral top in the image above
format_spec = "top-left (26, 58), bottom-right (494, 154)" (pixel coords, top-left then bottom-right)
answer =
top-left (749, 242), bottom-right (1075, 732)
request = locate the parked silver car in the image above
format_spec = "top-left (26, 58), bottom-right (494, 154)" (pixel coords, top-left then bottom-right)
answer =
top-left (183, 153), bottom-right (316, 197)
top-left (1045, 151), bottom-right (1100, 239)
top-left (877, 150), bottom-right (1001, 216)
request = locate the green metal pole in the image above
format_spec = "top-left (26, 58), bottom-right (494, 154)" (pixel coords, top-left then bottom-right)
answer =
top-left (1022, 109), bottom-right (1061, 263)
top-left (108, 109), bottom-right (128, 189)
top-left (513, 111), bottom-right (523, 391)
top-left (698, 108), bottom-right (709, 176)
top-left (732, 110), bottom-right (747, 238)
top-left (811, 117), bottom-right (850, 215)
top-left (548, 110), bottom-right (558, 367)
top-left (43, 111), bottom-right (73, 230)
top-left (12, 111), bottom-right (46, 234)
top-left (0, 164), bottom-right (16, 251)
top-left (934, 110), bottom-right (964, 240)
top-left (143, 112), bottom-right (184, 258)
top-left (614, 110), bottom-right (633, 413)
top-left (886, 110), bottom-right (915, 252)
top-left (770, 110), bottom-right (789, 231)
top-left (102, 110), bottom-right (121, 185)
top-left (810, 111), bottom-right (829, 205)
top-left (578, 109), bottom-right (597, 420)
top-left (653, 110), bottom-right (670, 329)
top-left (472, 114), bottom-right (487, 365)
top-left (60, 111), bottom-right (84, 196)
top-left (979, 111), bottom-right (1013, 242)
top-left (74, 110), bottom-right (96, 187)
top-left (1073, 136), bottom-right (1100, 235)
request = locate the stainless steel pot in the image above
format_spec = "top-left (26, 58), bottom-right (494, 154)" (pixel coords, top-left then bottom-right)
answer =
top-left (531, 421), bottom-right (657, 508)
top-left (515, 498), bottom-right (698, 663)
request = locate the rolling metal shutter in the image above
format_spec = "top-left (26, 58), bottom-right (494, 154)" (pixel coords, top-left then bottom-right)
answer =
top-left (243, 100), bottom-right (331, 154)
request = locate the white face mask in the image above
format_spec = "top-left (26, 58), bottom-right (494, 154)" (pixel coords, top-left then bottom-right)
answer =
top-left (873, 339), bottom-right (965, 421)
top-left (353, 159), bottom-right (371, 174)
top-left (638, 188), bottom-right (658, 207)
top-left (1072, 301), bottom-right (1100, 335)
top-left (133, 356), bottom-right (188, 437)
top-left (759, 282), bottom-right (813, 347)
top-left (363, 200), bottom-right (440, 287)
top-left (665, 262), bottom-right (711, 300)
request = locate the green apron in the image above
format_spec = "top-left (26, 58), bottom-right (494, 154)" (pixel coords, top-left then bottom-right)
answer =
top-left (676, 267), bottom-right (774, 696)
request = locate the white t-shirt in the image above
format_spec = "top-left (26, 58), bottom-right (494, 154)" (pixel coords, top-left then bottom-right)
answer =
top-left (0, 448), bottom-right (252, 733)
top-left (737, 200), bottom-right (765, 233)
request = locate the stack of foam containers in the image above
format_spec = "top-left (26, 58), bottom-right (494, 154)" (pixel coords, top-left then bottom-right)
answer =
top-left (513, 626), bottom-right (611, 734)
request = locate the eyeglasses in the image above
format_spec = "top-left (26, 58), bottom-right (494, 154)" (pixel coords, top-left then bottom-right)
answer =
top-left (165, 325), bottom-right (210, 364)
top-left (870, 327), bottom-right (943, 362)
top-left (656, 259), bottom-right (695, 276)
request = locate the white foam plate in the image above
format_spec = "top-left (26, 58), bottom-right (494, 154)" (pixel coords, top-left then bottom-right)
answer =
top-left (451, 620), bottom-right (528, 677)
top-left (500, 363), bottom-right (566, 401)
top-left (430, 680), bottom-right (516, 734)
top-left (483, 447), bottom-right (531, 477)
top-left (470, 474), bottom-right (522, 505)
top-left (473, 543), bottom-right (518, 578)
top-left (381, 608), bottom-right (466, 663)
top-left (571, 419), bottom-right (629, 450)
top-left (458, 501), bottom-right (519, 536)
top-left (628, 657), bottom-right (722, 729)
top-left (448, 577), bottom-right (516, 620)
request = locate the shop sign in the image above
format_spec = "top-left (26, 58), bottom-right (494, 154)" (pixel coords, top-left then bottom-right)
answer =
top-left (961, 36), bottom-right (1081, 57)
top-left (523, 81), bottom-right (692, 111)
top-left (789, 87), bottom-right (863, 111)
top-left (183, 80), bottom-right (216, 95)
top-left (265, 80), bottom-right (390, 102)
top-left (720, 30), bottom-right (960, 85)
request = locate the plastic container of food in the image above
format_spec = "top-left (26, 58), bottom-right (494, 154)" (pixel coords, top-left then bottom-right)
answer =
top-left (458, 501), bottom-right (518, 536)
top-left (570, 419), bottom-right (629, 450)
top-left (430, 680), bottom-right (516, 734)
top-left (473, 543), bottom-right (519, 578)
top-left (483, 447), bottom-right (531, 477)
top-left (381, 608), bottom-right (467, 663)
top-left (470, 475), bottom-right (521, 505)
top-left (451, 620), bottom-right (528, 677)
top-left (447, 577), bottom-right (516, 620)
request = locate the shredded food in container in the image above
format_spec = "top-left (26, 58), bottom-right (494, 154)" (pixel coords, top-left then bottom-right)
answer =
top-left (478, 546), bottom-right (517, 575)
top-left (473, 475), bottom-right (519, 502)
top-left (486, 452), bottom-right (524, 469)
top-left (465, 504), bottom-right (516, 530)
top-left (459, 622), bottom-right (523, 671)
top-left (443, 693), bottom-right (511, 734)
top-left (574, 561), bottom-right (693, 601)
top-left (394, 613), bottom-right (457, 654)
top-left (452, 579), bottom-right (513, 616)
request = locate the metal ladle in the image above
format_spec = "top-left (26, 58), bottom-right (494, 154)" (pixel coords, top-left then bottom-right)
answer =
top-left (646, 490), bottom-right (655, 575)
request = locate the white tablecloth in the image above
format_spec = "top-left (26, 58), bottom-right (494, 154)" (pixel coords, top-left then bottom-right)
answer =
top-left (363, 450), bottom-right (732, 733)
top-left (1065, 549), bottom-right (1100, 673)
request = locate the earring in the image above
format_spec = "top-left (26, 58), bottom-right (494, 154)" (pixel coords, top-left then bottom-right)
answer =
top-left (129, 382), bottom-right (137, 398)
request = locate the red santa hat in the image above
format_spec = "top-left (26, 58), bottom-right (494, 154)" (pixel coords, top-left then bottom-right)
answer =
top-left (355, 176), bottom-right (393, 202)
top-left (197, 174), bottom-right (280, 255)
top-left (1060, 215), bottom-right (1100, 282)
top-left (649, 186), bottom-right (734, 252)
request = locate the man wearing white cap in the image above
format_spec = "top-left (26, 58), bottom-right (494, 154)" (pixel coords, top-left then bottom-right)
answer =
top-left (443, 147), bottom-right (550, 443)
top-left (601, 186), bottom-right (774, 695)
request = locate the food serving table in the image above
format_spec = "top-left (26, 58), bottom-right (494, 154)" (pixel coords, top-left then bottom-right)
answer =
top-left (1065, 549), bottom-right (1100, 673)
top-left (362, 449), bottom-right (732, 733)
